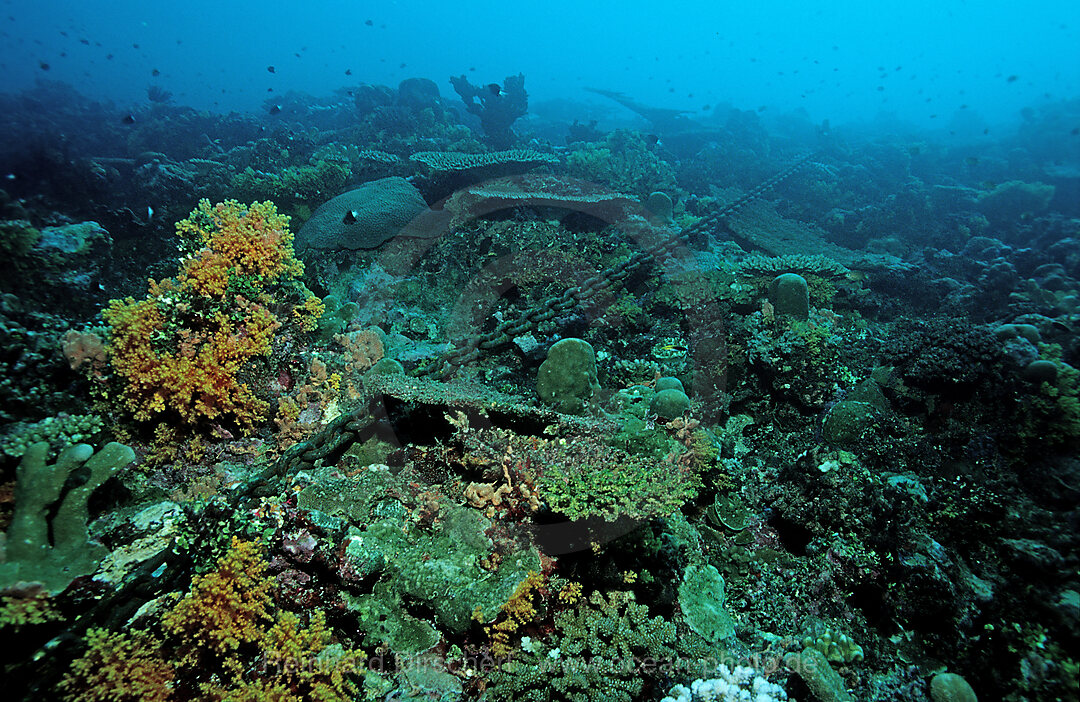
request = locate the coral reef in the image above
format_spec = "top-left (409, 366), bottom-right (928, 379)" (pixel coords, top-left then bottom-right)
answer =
top-left (3, 70), bottom-right (1080, 702)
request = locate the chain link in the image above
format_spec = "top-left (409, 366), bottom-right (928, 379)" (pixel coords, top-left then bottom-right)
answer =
top-left (237, 155), bottom-right (814, 493)
top-left (418, 153), bottom-right (813, 379)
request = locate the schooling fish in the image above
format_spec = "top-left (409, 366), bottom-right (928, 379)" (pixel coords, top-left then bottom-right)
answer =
top-left (268, 104), bottom-right (282, 114)
top-left (122, 113), bottom-right (136, 124)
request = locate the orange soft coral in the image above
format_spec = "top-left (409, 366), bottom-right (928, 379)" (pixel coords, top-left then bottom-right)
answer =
top-left (103, 297), bottom-right (279, 431)
top-left (104, 200), bottom-right (310, 433)
top-left (176, 199), bottom-right (303, 297)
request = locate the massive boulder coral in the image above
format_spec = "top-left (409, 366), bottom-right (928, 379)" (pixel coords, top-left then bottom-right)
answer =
top-left (295, 177), bottom-right (431, 252)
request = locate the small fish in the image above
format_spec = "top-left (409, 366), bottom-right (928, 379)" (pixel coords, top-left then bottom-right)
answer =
top-left (38, 60), bottom-right (49, 70)
top-left (399, 62), bottom-right (406, 68)
top-left (151, 68), bottom-right (160, 76)
top-left (1007, 74), bottom-right (1018, 82)
top-left (106, 53), bottom-right (113, 60)
top-left (122, 113), bottom-right (136, 124)
top-left (147, 206), bottom-right (155, 220)
top-left (1071, 127), bottom-right (1079, 136)
top-left (487, 83), bottom-right (502, 96)
top-left (345, 68), bottom-right (352, 75)
top-left (364, 18), bottom-right (373, 26)
top-left (268, 104), bottom-right (282, 114)
top-left (132, 43), bottom-right (139, 49)
top-left (267, 65), bottom-right (275, 73)
top-left (4, 173), bottom-right (15, 180)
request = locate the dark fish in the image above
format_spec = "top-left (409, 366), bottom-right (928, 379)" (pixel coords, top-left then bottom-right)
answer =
top-left (1071, 127), bottom-right (1079, 135)
top-left (365, 18), bottom-right (373, 26)
top-left (643, 134), bottom-right (660, 146)
top-left (399, 62), bottom-right (406, 68)
top-left (268, 104), bottom-right (282, 114)
top-left (106, 53), bottom-right (113, 60)
top-left (79, 38), bottom-right (89, 45)
top-left (122, 113), bottom-right (136, 124)
top-left (345, 68), bottom-right (352, 75)
top-left (152, 68), bottom-right (160, 76)
top-left (267, 65), bottom-right (275, 73)
top-left (469, 66), bottom-right (476, 71)
top-left (132, 43), bottom-right (139, 49)
top-left (487, 83), bottom-right (501, 96)
top-left (38, 60), bottom-right (49, 70)
top-left (1007, 74), bottom-right (1018, 82)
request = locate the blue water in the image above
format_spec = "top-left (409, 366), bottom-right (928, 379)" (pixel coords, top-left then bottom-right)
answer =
top-left (2, 0), bottom-right (1077, 128)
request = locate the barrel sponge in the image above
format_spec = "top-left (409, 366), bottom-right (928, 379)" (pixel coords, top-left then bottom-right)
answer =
top-left (536, 338), bottom-right (600, 414)
top-left (295, 177), bottom-right (430, 252)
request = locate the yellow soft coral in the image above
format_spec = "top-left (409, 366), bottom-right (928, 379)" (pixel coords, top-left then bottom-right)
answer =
top-left (104, 300), bottom-right (278, 431)
top-left (162, 538), bottom-right (274, 677)
top-left (58, 628), bottom-right (175, 702)
top-left (104, 200), bottom-right (309, 434)
top-left (486, 570), bottom-right (546, 657)
top-left (176, 199), bottom-right (303, 296)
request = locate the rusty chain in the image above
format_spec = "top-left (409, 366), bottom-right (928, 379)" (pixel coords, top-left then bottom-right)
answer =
top-left (237, 154), bottom-right (814, 493)
top-left (417, 152), bottom-right (815, 378)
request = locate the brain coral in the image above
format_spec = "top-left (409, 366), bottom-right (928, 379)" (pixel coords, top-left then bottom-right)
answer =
top-left (295, 177), bottom-right (431, 252)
